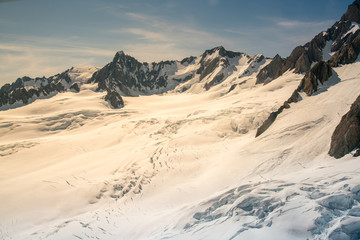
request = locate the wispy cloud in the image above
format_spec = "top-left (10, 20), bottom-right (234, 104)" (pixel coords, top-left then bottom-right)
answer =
top-left (110, 28), bottom-right (168, 42)
top-left (276, 19), bottom-right (334, 28)
top-left (263, 17), bottom-right (334, 29)
top-left (0, 34), bottom-right (115, 84)
top-left (0, 42), bottom-right (114, 57)
top-left (106, 11), bottom-right (234, 62)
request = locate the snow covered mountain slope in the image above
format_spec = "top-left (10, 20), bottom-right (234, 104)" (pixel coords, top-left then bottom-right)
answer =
top-left (0, 58), bottom-right (359, 239)
top-left (89, 46), bottom-right (267, 97)
top-left (0, 46), bottom-right (268, 110)
top-left (0, 66), bottom-right (99, 110)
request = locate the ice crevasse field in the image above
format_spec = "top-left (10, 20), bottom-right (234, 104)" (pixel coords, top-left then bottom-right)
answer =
top-left (0, 58), bottom-right (360, 240)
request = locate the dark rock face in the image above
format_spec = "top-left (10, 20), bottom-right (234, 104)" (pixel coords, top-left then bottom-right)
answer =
top-left (90, 51), bottom-right (175, 96)
top-left (294, 52), bottom-right (311, 73)
top-left (329, 95), bottom-right (360, 159)
top-left (256, 54), bottom-right (284, 84)
top-left (198, 46), bottom-right (241, 62)
top-left (256, 44), bottom-right (319, 84)
top-left (180, 56), bottom-right (196, 65)
top-left (90, 51), bottom-right (185, 97)
top-left (341, 0), bottom-right (360, 23)
top-left (227, 84), bottom-right (237, 93)
top-left (204, 73), bottom-right (224, 91)
top-left (330, 31), bottom-right (360, 67)
top-left (300, 61), bottom-right (333, 96)
top-left (70, 83), bottom-right (80, 92)
top-left (105, 91), bottom-right (124, 109)
top-left (283, 46), bottom-right (309, 73)
top-left (255, 106), bottom-right (285, 137)
top-left (354, 149), bottom-right (360, 157)
top-left (199, 58), bottom-right (220, 81)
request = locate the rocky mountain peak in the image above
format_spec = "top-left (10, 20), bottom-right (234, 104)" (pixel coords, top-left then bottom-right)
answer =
top-left (112, 51), bottom-right (125, 63)
top-left (112, 50), bottom-right (140, 66)
top-left (199, 46), bottom-right (242, 62)
top-left (341, 0), bottom-right (360, 23)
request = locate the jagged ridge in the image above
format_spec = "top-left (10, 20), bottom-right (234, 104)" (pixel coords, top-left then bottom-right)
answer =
top-left (256, 0), bottom-right (360, 85)
top-left (0, 70), bottom-right (78, 109)
top-left (89, 46), bottom-right (266, 108)
top-left (255, 0), bottom-right (360, 160)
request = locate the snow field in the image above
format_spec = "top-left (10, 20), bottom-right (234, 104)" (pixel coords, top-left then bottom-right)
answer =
top-left (0, 60), bottom-right (360, 239)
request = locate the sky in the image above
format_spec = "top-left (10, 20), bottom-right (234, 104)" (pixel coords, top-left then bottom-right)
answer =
top-left (0, 0), bottom-right (354, 85)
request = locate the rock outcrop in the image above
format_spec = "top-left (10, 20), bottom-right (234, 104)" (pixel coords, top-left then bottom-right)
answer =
top-left (300, 61), bottom-right (333, 96)
top-left (329, 95), bottom-right (360, 159)
top-left (255, 106), bottom-right (285, 137)
top-left (256, 55), bottom-right (284, 84)
top-left (256, 43), bottom-right (322, 85)
top-left (105, 91), bottom-right (124, 109)
top-left (70, 83), bottom-right (80, 92)
top-left (330, 31), bottom-right (360, 67)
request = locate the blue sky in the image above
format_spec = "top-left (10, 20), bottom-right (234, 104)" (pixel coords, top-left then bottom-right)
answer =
top-left (0, 0), bottom-right (354, 85)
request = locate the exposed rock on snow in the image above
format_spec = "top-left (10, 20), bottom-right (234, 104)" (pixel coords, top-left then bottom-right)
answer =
top-left (70, 83), bottom-right (80, 92)
top-left (255, 106), bottom-right (285, 137)
top-left (90, 50), bottom-right (176, 96)
top-left (256, 54), bottom-right (284, 84)
top-left (300, 61), bottom-right (333, 96)
top-left (105, 91), bottom-right (124, 109)
top-left (330, 30), bottom-right (360, 67)
top-left (329, 95), bottom-right (360, 158)
top-left (0, 67), bottom-right (98, 109)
